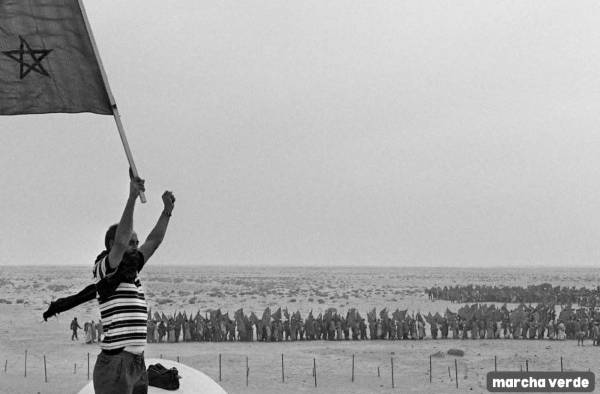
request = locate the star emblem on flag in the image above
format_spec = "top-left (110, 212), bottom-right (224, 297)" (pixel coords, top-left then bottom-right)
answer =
top-left (2, 36), bottom-right (53, 79)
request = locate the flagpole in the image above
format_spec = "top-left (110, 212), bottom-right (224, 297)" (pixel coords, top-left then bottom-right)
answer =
top-left (77, 0), bottom-right (147, 203)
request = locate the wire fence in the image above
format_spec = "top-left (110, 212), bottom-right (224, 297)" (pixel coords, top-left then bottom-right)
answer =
top-left (0, 345), bottom-right (595, 393)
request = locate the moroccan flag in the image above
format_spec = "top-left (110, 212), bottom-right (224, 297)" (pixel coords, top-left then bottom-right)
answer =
top-left (0, 0), bottom-right (112, 115)
top-left (272, 307), bottom-right (282, 321)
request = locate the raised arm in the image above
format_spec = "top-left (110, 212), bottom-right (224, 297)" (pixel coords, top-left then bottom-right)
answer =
top-left (139, 191), bottom-right (175, 262)
top-left (107, 177), bottom-right (145, 269)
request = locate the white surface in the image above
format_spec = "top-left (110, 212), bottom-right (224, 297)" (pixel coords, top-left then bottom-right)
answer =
top-left (77, 357), bottom-right (227, 394)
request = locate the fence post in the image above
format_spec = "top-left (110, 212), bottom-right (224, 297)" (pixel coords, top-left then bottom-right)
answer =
top-left (429, 354), bottom-right (432, 383)
top-left (281, 353), bottom-right (284, 383)
top-left (24, 350), bottom-right (27, 377)
top-left (560, 356), bottom-right (563, 372)
top-left (87, 353), bottom-right (90, 380)
top-left (314, 358), bottom-right (317, 387)
top-left (391, 357), bottom-right (395, 388)
top-left (219, 353), bottom-right (222, 382)
top-left (246, 356), bottom-right (249, 387)
top-left (455, 359), bottom-right (458, 389)
top-left (352, 354), bottom-right (355, 382)
top-left (44, 355), bottom-right (47, 383)
top-left (494, 355), bottom-right (497, 372)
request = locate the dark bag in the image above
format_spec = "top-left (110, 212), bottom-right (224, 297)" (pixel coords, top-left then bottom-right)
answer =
top-left (148, 363), bottom-right (180, 390)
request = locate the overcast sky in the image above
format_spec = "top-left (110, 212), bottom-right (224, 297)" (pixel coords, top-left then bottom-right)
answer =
top-left (2, 0), bottom-right (600, 267)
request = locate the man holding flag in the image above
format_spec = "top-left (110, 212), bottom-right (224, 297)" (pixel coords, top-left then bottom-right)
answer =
top-left (2, 1), bottom-right (175, 393)
top-left (92, 175), bottom-right (175, 394)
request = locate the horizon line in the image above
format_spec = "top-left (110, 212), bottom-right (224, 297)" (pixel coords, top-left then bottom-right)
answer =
top-left (2, 263), bottom-right (599, 269)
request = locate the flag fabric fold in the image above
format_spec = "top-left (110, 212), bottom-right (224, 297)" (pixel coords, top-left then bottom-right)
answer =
top-left (0, 0), bottom-right (112, 115)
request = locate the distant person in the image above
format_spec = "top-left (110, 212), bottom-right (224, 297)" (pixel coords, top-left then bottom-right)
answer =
top-left (71, 317), bottom-right (82, 340)
top-left (84, 322), bottom-right (93, 344)
top-left (91, 175), bottom-right (175, 394)
top-left (158, 320), bottom-right (166, 343)
top-left (91, 320), bottom-right (96, 343)
top-left (576, 321), bottom-right (585, 346)
top-left (96, 320), bottom-right (103, 342)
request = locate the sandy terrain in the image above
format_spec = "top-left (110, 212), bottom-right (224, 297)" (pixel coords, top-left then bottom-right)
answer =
top-left (1, 303), bottom-right (599, 394)
top-left (1, 266), bottom-right (600, 393)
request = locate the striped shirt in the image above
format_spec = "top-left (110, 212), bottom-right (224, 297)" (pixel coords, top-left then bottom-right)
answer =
top-left (94, 255), bottom-right (147, 350)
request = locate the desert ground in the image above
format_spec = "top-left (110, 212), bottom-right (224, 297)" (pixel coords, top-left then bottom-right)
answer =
top-left (1, 306), bottom-right (599, 394)
top-left (1, 265), bottom-right (599, 393)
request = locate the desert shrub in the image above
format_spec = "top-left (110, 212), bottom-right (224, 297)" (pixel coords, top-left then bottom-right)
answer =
top-left (0, 278), bottom-right (12, 287)
top-left (447, 349), bottom-right (464, 357)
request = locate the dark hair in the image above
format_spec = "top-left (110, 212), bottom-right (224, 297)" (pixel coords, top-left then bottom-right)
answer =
top-left (94, 223), bottom-right (119, 273)
top-left (105, 224), bottom-right (119, 250)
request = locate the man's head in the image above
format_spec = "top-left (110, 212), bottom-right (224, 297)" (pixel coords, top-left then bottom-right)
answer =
top-left (104, 224), bottom-right (139, 251)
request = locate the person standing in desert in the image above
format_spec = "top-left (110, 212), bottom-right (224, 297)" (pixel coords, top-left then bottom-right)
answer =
top-left (70, 317), bottom-right (81, 341)
top-left (92, 175), bottom-right (175, 394)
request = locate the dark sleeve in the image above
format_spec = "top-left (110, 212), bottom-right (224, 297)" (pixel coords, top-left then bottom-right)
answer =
top-left (96, 250), bottom-right (146, 302)
top-left (43, 283), bottom-right (97, 321)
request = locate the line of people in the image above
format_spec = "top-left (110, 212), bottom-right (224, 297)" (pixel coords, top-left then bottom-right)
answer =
top-left (426, 284), bottom-right (600, 307)
top-left (142, 304), bottom-right (600, 345)
top-left (69, 317), bottom-right (102, 344)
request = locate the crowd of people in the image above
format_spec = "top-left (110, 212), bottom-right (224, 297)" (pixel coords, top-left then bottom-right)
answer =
top-left (425, 284), bottom-right (600, 307)
top-left (69, 317), bottom-right (103, 344)
top-left (138, 304), bottom-right (600, 345)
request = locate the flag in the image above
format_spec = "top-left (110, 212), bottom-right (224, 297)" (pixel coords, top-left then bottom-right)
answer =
top-left (210, 309), bottom-right (222, 322)
top-left (261, 307), bottom-right (271, 325)
top-left (367, 308), bottom-right (376, 323)
top-left (0, 0), bottom-right (112, 115)
top-left (347, 308), bottom-right (357, 327)
top-left (272, 307), bottom-right (282, 321)
top-left (393, 309), bottom-right (406, 322)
